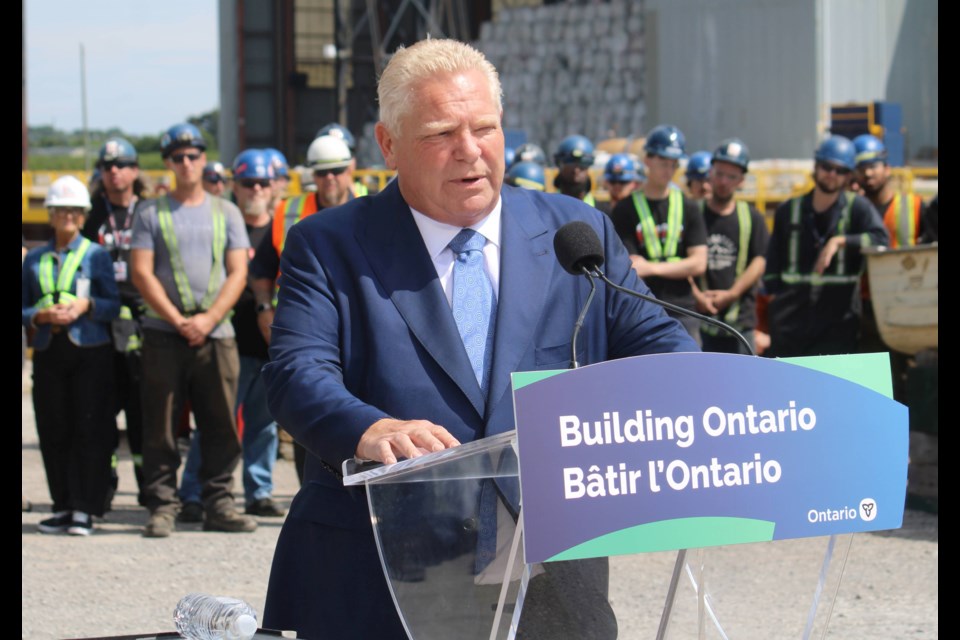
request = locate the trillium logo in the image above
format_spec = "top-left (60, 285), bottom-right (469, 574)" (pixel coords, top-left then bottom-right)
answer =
top-left (859, 498), bottom-right (877, 522)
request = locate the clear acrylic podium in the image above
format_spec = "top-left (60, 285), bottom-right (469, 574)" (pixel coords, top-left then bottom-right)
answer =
top-left (343, 431), bottom-right (852, 640)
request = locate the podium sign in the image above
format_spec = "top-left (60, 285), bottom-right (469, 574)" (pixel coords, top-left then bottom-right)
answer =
top-left (512, 353), bottom-right (908, 564)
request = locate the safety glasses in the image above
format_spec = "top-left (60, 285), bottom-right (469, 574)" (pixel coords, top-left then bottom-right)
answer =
top-left (314, 167), bottom-right (348, 177)
top-left (170, 152), bottom-right (203, 164)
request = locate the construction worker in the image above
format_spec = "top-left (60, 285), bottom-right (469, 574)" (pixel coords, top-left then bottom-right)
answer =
top-left (263, 148), bottom-right (291, 201)
top-left (202, 162), bottom-right (229, 197)
top-left (130, 122), bottom-right (257, 537)
top-left (249, 134), bottom-right (355, 482)
top-left (316, 122), bottom-right (369, 197)
top-left (598, 152), bottom-right (643, 215)
top-left (179, 149), bottom-right (286, 522)
top-left (852, 134), bottom-right (928, 398)
top-left (505, 161), bottom-right (546, 191)
top-left (611, 124), bottom-right (707, 342)
top-left (553, 134), bottom-right (597, 206)
top-left (251, 134), bottom-right (356, 321)
top-left (853, 134), bottom-right (926, 249)
top-left (514, 142), bottom-right (547, 167)
top-left (685, 151), bottom-right (713, 200)
top-left (82, 138), bottom-right (149, 507)
top-left (763, 135), bottom-right (888, 357)
top-left (690, 138), bottom-right (769, 354)
top-left (24, 176), bottom-right (121, 535)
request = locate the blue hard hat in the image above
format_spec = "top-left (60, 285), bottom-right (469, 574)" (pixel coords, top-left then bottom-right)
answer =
top-left (644, 125), bottom-right (686, 160)
top-left (98, 138), bottom-right (138, 165)
top-left (712, 138), bottom-right (750, 172)
top-left (505, 161), bottom-right (546, 191)
top-left (852, 134), bottom-right (887, 167)
top-left (685, 151), bottom-right (712, 180)
top-left (514, 143), bottom-right (546, 166)
top-left (505, 146), bottom-right (516, 168)
top-left (232, 149), bottom-right (275, 180)
top-left (263, 148), bottom-right (290, 178)
top-left (815, 135), bottom-right (856, 170)
top-left (160, 123), bottom-right (207, 158)
top-left (554, 135), bottom-right (595, 167)
top-left (315, 123), bottom-right (356, 150)
top-left (603, 153), bottom-right (642, 183)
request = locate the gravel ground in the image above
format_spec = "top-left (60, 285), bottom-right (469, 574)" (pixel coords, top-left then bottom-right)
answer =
top-left (21, 361), bottom-right (938, 639)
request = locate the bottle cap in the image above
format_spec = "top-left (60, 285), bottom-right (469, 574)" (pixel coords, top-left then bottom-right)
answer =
top-left (230, 613), bottom-right (258, 640)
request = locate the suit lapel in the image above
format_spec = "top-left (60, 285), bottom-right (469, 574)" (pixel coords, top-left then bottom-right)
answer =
top-left (486, 188), bottom-right (553, 426)
top-left (356, 181), bottom-right (487, 416)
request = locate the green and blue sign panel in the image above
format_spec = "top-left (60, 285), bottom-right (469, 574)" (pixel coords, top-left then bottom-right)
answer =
top-left (511, 353), bottom-right (908, 564)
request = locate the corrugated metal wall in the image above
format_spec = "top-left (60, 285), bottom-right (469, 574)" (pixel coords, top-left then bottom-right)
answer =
top-left (646, 0), bottom-right (936, 160)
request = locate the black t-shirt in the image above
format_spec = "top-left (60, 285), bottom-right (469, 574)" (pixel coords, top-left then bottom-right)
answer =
top-left (611, 191), bottom-right (707, 308)
top-left (82, 194), bottom-right (143, 309)
top-left (701, 202), bottom-right (769, 329)
top-left (249, 227), bottom-right (280, 281)
top-left (232, 222), bottom-right (272, 359)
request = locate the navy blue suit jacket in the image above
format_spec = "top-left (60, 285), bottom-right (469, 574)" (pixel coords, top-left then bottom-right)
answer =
top-left (261, 180), bottom-right (697, 639)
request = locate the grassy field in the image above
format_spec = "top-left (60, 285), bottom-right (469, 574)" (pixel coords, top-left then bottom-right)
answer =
top-left (27, 150), bottom-right (221, 171)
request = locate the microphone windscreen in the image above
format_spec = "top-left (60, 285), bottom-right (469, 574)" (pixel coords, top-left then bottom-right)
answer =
top-left (553, 221), bottom-right (605, 275)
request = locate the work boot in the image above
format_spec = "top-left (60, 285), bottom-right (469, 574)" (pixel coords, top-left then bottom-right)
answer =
top-left (143, 511), bottom-right (176, 538)
top-left (177, 501), bottom-right (204, 523)
top-left (245, 497), bottom-right (286, 517)
top-left (204, 506), bottom-right (257, 533)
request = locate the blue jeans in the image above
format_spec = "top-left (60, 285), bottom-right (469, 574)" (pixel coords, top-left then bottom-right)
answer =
top-left (180, 356), bottom-right (278, 505)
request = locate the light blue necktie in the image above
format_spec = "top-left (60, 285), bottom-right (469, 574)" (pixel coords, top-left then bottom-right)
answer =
top-left (449, 228), bottom-right (496, 391)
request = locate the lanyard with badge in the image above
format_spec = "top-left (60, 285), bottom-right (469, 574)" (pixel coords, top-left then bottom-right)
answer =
top-left (100, 195), bottom-right (137, 282)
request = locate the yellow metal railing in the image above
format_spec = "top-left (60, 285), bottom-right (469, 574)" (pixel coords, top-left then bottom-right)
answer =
top-left (22, 166), bottom-right (938, 226)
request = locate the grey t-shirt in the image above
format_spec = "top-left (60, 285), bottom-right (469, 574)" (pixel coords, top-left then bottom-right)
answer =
top-left (131, 194), bottom-right (249, 339)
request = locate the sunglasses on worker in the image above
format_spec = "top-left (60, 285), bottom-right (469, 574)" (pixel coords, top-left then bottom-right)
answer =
top-left (314, 166), bottom-right (348, 177)
top-left (238, 178), bottom-right (271, 189)
top-left (99, 160), bottom-right (137, 170)
top-left (170, 152), bottom-right (203, 164)
top-left (816, 162), bottom-right (851, 176)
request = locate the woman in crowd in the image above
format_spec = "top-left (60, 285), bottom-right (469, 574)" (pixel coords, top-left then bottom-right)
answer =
top-left (22, 176), bottom-right (120, 535)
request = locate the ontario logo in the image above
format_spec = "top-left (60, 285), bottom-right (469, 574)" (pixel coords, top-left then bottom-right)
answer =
top-left (807, 498), bottom-right (877, 524)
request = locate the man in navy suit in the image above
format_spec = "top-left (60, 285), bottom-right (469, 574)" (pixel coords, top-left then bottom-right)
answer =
top-left (261, 39), bottom-right (697, 639)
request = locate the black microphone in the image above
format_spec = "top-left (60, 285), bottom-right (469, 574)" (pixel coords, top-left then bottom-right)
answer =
top-left (554, 220), bottom-right (605, 275)
top-left (553, 221), bottom-right (755, 356)
top-left (553, 221), bottom-right (603, 368)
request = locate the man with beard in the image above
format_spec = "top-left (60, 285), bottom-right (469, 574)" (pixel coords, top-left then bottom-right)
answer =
top-left (83, 138), bottom-right (148, 507)
top-left (179, 149), bottom-right (287, 522)
top-left (763, 135), bottom-right (888, 357)
top-left (853, 134), bottom-right (926, 249)
top-left (690, 139), bottom-right (768, 354)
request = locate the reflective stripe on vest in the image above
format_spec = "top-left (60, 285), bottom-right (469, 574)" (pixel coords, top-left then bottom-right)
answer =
top-left (353, 181), bottom-right (369, 197)
top-left (278, 196), bottom-right (309, 256)
top-left (781, 195), bottom-right (861, 285)
top-left (151, 196), bottom-right (226, 315)
top-left (632, 188), bottom-right (684, 262)
top-left (886, 192), bottom-right (919, 249)
top-left (37, 238), bottom-right (92, 308)
top-left (702, 201), bottom-right (752, 334)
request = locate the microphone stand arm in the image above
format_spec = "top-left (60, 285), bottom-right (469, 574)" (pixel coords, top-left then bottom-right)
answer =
top-left (590, 267), bottom-right (755, 357)
top-left (570, 265), bottom-right (598, 369)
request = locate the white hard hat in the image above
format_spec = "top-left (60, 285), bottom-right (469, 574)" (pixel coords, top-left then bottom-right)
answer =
top-left (45, 175), bottom-right (92, 211)
top-left (306, 135), bottom-right (352, 170)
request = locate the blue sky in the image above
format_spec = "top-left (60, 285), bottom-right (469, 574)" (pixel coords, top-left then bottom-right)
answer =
top-left (25, 1), bottom-right (219, 135)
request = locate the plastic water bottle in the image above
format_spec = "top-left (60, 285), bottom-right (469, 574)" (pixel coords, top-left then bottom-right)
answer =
top-left (173, 592), bottom-right (259, 640)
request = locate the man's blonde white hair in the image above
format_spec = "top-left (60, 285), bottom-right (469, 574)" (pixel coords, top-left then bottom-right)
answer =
top-left (378, 38), bottom-right (503, 134)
